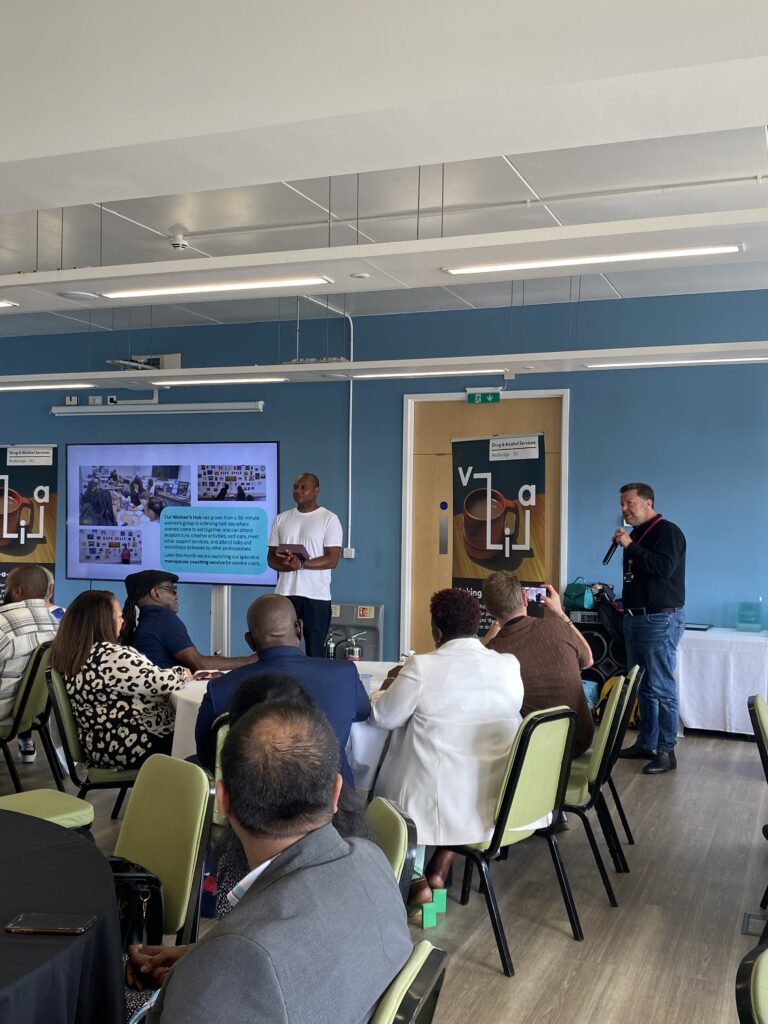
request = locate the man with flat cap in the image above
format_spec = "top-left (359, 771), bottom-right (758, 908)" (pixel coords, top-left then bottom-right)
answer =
top-left (121, 569), bottom-right (259, 672)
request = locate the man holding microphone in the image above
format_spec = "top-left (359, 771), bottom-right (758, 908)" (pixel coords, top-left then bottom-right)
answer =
top-left (613, 483), bottom-right (686, 775)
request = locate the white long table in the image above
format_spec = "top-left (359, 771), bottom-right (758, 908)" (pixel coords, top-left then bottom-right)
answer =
top-left (170, 660), bottom-right (398, 790)
top-left (677, 628), bottom-right (768, 735)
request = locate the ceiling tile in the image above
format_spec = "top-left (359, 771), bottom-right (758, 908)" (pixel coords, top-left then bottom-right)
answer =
top-left (345, 287), bottom-right (469, 316)
top-left (512, 127), bottom-right (768, 199)
top-left (604, 260), bottom-right (768, 298)
top-left (550, 181), bottom-right (768, 226)
top-left (446, 274), bottom-right (619, 307)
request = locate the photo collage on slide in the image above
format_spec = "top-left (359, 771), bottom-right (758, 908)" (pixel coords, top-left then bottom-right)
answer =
top-left (67, 443), bottom-right (279, 586)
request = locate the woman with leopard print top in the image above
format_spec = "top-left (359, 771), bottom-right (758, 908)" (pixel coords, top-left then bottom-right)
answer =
top-left (51, 590), bottom-right (191, 770)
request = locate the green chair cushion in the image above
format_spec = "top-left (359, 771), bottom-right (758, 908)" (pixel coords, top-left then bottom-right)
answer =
top-left (564, 766), bottom-right (590, 807)
top-left (0, 791), bottom-right (94, 829)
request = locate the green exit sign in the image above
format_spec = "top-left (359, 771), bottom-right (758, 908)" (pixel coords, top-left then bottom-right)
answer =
top-left (467, 390), bottom-right (500, 404)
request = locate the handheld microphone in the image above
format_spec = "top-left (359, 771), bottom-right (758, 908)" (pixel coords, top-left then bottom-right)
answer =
top-left (602, 541), bottom-right (618, 566)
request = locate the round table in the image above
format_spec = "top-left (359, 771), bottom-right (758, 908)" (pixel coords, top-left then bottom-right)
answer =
top-left (0, 810), bottom-right (124, 1024)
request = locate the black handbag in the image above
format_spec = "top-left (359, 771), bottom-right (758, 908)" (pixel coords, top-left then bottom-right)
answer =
top-left (109, 856), bottom-right (165, 950)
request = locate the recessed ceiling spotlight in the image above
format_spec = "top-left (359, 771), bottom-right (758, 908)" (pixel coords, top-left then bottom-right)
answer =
top-left (350, 272), bottom-right (370, 279)
top-left (57, 291), bottom-right (101, 301)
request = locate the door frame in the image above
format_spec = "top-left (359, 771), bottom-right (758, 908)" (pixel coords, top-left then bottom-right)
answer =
top-left (399, 388), bottom-right (570, 653)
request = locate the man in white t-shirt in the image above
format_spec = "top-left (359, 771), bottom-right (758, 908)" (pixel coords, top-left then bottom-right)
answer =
top-left (267, 473), bottom-right (342, 657)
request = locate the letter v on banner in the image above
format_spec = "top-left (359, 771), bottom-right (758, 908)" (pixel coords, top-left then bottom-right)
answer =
top-left (451, 433), bottom-right (546, 608)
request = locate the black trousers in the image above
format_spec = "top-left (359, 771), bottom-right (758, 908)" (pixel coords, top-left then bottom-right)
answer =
top-left (288, 596), bottom-right (332, 658)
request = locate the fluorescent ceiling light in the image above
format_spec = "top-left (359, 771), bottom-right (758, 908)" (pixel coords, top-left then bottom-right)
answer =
top-left (0, 382), bottom-right (94, 392)
top-left (0, 300), bottom-right (20, 309)
top-left (351, 368), bottom-right (506, 380)
top-left (443, 244), bottom-right (743, 276)
top-left (101, 277), bottom-right (333, 299)
top-left (152, 377), bottom-right (288, 386)
top-left (584, 356), bottom-right (768, 369)
top-left (51, 401), bottom-right (264, 416)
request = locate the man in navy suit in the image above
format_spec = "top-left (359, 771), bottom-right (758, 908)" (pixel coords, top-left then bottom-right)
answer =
top-left (194, 594), bottom-right (370, 783)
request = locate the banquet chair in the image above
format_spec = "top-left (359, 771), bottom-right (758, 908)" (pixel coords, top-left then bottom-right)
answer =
top-left (114, 754), bottom-right (214, 945)
top-left (46, 664), bottom-right (139, 819)
top-left (208, 713), bottom-right (230, 844)
top-left (365, 796), bottom-right (418, 904)
top-left (0, 788), bottom-right (93, 831)
top-left (0, 642), bottom-right (62, 792)
top-left (564, 675), bottom-right (631, 902)
top-left (445, 706), bottom-right (581, 977)
top-left (573, 665), bottom-right (642, 845)
top-left (371, 941), bottom-right (447, 1024)
top-left (744, 695), bottom-right (768, 928)
top-left (736, 938), bottom-right (768, 1023)
top-left (604, 664), bottom-right (642, 844)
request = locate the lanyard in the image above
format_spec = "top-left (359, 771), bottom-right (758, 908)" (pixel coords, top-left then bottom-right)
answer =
top-left (633, 514), bottom-right (663, 546)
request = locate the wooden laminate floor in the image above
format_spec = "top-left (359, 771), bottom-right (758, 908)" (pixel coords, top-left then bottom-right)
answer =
top-left (5, 732), bottom-right (764, 1023)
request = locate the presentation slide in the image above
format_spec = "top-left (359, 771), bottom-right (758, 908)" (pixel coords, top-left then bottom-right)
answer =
top-left (66, 442), bottom-right (279, 586)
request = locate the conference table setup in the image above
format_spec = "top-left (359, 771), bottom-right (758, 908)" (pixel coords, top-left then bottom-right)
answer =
top-left (171, 660), bottom-right (398, 789)
top-left (0, 811), bottom-right (124, 1024)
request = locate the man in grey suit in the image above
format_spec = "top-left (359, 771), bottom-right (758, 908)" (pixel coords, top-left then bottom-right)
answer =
top-left (132, 698), bottom-right (413, 1023)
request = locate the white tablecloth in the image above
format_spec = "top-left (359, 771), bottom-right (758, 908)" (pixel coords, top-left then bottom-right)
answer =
top-left (171, 678), bottom-right (210, 760)
top-left (170, 660), bottom-right (399, 789)
top-left (677, 628), bottom-right (768, 735)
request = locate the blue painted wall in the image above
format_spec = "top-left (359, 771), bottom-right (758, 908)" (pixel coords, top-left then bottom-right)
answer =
top-left (4, 288), bottom-right (767, 657)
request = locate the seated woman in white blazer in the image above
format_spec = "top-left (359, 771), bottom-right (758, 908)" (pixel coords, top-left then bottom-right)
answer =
top-left (371, 588), bottom-right (523, 905)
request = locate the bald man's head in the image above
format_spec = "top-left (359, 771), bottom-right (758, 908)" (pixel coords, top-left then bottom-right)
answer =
top-left (245, 595), bottom-right (302, 653)
top-left (4, 565), bottom-right (49, 604)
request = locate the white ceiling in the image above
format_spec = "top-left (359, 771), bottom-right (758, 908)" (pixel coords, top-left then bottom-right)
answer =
top-left (1, 4), bottom-right (768, 341)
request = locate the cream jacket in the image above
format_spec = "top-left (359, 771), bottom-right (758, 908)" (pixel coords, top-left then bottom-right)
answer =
top-left (372, 637), bottom-right (524, 846)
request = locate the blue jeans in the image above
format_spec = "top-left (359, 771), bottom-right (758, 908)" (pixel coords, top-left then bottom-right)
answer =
top-left (623, 609), bottom-right (685, 753)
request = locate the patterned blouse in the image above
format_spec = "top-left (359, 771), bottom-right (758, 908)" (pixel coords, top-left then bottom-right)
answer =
top-left (65, 641), bottom-right (187, 770)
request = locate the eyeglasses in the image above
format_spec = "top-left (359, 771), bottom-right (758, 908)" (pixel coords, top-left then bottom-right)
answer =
top-left (155, 585), bottom-right (178, 595)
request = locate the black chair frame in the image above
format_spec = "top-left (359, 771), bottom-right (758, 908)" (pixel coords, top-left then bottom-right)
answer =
top-left (46, 666), bottom-right (136, 819)
top-left (748, 696), bottom-right (768, 912)
top-left (178, 780), bottom-right (216, 945)
top-left (396, 946), bottom-right (448, 1024)
top-left (0, 642), bottom-right (62, 793)
top-left (565, 676), bottom-right (633, 897)
top-left (604, 668), bottom-right (644, 845)
top-left (446, 708), bottom-right (581, 978)
top-left (736, 937), bottom-right (768, 1023)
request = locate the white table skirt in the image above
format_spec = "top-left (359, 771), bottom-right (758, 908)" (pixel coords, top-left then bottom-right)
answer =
top-left (171, 678), bottom-right (210, 760)
top-left (170, 660), bottom-right (399, 789)
top-left (677, 628), bottom-right (768, 735)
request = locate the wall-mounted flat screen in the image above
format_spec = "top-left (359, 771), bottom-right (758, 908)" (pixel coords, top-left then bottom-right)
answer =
top-left (66, 442), bottom-right (279, 585)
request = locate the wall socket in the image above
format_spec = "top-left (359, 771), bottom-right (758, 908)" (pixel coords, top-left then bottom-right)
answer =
top-left (343, 547), bottom-right (356, 559)
top-left (64, 395), bottom-right (79, 406)
top-left (88, 395), bottom-right (103, 405)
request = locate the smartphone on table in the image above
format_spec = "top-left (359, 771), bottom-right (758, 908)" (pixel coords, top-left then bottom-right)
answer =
top-left (6, 912), bottom-right (97, 935)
